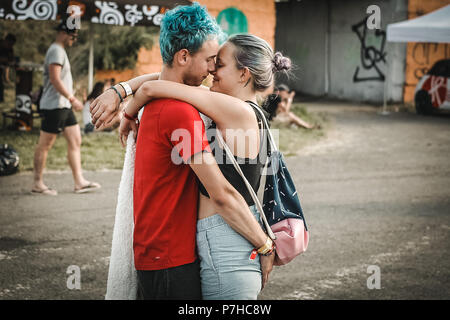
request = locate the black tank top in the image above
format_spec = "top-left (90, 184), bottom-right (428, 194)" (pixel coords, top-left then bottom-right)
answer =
top-left (198, 102), bottom-right (268, 206)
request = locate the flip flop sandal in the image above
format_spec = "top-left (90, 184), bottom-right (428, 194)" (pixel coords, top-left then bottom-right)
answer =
top-left (74, 182), bottom-right (101, 194)
top-left (31, 188), bottom-right (58, 196)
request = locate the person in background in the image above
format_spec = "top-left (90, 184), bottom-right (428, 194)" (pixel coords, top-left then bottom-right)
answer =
top-left (263, 84), bottom-right (315, 129)
top-left (0, 33), bottom-right (16, 102)
top-left (103, 78), bottom-right (115, 89)
top-left (83, 81), bottom-right (106, 134)
top-left (31, 21), bottom-right (101, 196)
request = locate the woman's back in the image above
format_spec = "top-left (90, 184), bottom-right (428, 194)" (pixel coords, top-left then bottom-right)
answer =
top-left (198, 102), bottom-right (267, 219)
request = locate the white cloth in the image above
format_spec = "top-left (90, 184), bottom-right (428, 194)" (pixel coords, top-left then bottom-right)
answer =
top-left (105, 134), bottom-right (137, 300)
top-left (82, 101), bottom-right (92, 126)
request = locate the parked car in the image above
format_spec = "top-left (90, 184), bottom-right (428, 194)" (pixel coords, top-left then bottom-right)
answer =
top-left (414, 59), bottom-right (450, 115)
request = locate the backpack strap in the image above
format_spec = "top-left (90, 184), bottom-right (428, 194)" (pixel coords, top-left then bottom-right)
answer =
top-left (215, 107), bottom-right (276, 240)
top-left (246, 101), bottom-right (278, 152)
top-left (245, 101), bottom-right (273, 204)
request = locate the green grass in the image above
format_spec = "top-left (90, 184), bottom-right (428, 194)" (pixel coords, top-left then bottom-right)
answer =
top-left (272, 103), bottom-right (330, 157)
top-left (0, 126), bottom-right (125, 172)
top-left (1, 85), bottom-right (328, 171)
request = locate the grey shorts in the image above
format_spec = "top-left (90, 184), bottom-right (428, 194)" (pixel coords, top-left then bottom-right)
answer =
top-left (196, 205), bottom-right (262, 300)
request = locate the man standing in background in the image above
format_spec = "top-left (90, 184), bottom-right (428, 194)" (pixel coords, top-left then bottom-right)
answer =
top-left (32, 21), bottom-right (100, 195)
top-left (0, 33), bottom-right (16, 103)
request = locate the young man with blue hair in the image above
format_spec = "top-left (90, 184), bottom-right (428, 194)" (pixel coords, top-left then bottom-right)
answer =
top-left (91, 3), bottom-right (271, 300)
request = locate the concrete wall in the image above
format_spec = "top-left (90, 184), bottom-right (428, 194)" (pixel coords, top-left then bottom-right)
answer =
top-left (275, 0), bottom-right (327, 96)
top-left (275, 0), bottom-right (408, 104)
top-left (97, 0), bottom-right (276, 83)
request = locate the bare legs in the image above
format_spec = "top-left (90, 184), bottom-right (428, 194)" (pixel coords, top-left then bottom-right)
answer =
top-left (287, 112), bottom-right (314, 129)
top-left (278, 91), bottom-right (315, 129)
top-left (33, 130), bottom-right (57, 193)
top-left (63, 124), bottom-right (90, 189)
top-left (32, 124), bottom-right (100, 194)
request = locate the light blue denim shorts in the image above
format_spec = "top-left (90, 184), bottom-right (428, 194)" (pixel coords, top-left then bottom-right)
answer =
top-left (196, 205), bottom-right (262, 300)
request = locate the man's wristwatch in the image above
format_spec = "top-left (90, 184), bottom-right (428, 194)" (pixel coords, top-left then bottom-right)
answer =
top-left (68, 95), bottom-right (75, 103)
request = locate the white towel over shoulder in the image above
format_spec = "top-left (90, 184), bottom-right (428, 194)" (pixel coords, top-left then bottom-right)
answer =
top-left (105, 134), bottom-right (137, 300)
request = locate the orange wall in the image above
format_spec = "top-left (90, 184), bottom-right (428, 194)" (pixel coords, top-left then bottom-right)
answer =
top-left (404, 0), bottom-right (450, 103)
top-left (198, 0), bottom-right (275, 48)
top-left (96, 0), bottom-right (276, 82)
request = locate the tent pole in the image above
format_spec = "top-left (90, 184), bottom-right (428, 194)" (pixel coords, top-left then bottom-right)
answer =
top-left (324, 0), bottom-right (330, 96)
top-left (380, 40), bottom-right (390, 115)
top-left (381, 72), bottom-right (389, 114)
top-left (88, 27), bottom-right (94, 93)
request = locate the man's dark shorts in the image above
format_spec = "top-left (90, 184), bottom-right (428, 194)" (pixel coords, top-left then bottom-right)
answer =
top-left (137, 260), bottom-right (202, 300)
top-left (41, 108), bottom-right (78, 134)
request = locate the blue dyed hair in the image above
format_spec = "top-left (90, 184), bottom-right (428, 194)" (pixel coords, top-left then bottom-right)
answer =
top-left (159, 2), bottom-right (226, 66)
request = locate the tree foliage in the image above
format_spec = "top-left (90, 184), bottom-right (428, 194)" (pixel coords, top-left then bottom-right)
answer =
top-left (0, 20), bottom-right (158, 82)
top-left (70, 23), bottom-right (158, 79)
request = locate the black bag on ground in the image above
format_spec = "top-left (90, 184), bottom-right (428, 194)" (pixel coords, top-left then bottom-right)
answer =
top-left (0, 144), bottom-right (19, 176)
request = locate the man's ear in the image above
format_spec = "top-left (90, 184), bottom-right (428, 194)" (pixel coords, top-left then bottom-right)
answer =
top-left (174, 49), bottom-right (190, 66)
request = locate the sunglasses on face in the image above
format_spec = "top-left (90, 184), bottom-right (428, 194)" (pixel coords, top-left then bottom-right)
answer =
top-left (67, 33), bottom-right (78, 40)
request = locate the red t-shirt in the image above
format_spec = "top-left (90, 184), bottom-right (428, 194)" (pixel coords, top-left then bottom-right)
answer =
top-left (133, 98), bottom-right (211, 270)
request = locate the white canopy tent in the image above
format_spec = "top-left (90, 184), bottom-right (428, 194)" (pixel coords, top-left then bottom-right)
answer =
top-left (382, 5), bottom-right (450, 113)
top-left (387, 4), bottom-right (450, 43)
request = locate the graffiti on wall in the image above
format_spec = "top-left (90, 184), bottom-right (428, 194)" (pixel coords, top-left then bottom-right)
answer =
top-left (412, 43), bottom-right (450, 80)
top-left (0, 0), bottom-right (167, 27)
top-left (217, 7), bottom-right (248, 36)
top-left (351, 18), bottom-right (386, 82)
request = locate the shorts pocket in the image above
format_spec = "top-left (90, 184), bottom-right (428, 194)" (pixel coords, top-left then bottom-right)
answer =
top-left (197, 230), bottom-right (217, 273)
top-left (197, 230), bottom-right (220, 298)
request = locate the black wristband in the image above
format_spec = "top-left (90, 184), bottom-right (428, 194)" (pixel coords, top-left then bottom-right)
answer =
top-left (110, 86), bottom-right (123, 103)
